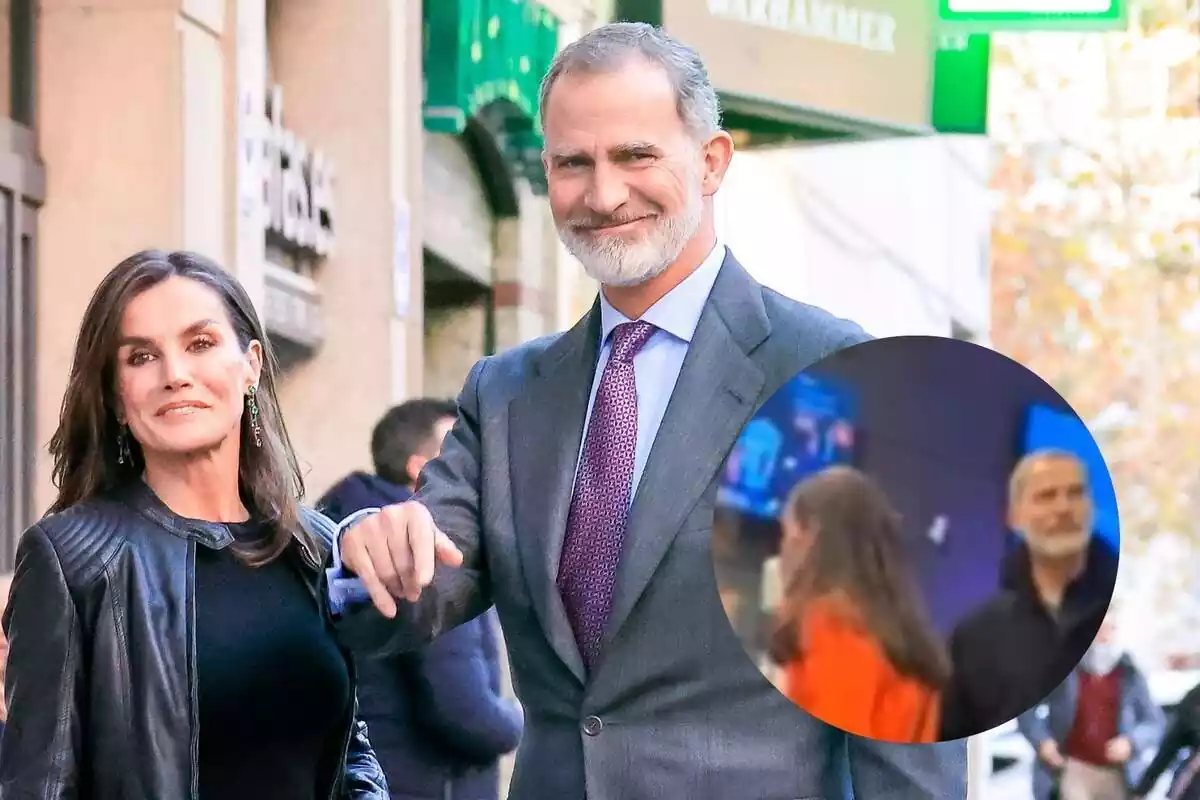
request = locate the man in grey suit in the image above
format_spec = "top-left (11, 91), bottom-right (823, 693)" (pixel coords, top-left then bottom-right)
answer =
top-left (329, 22), bottom-right (968, 799)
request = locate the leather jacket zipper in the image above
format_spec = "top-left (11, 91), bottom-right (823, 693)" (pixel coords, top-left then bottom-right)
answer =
top-left (188, 540), bottom-right (202, 800)
top-left (299, 535), bottom-right (324, 573)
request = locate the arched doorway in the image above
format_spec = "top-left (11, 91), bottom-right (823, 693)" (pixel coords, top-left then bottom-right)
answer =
top-left (421, 121), bottom-right (511, 400)
top-left (420, 0), bottom-right (559, 399)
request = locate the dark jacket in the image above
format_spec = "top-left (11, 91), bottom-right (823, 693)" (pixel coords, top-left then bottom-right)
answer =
top-left (319, 473), bottom-right (523, 800)
top-left (1018, 656), bottom-right (1165, 800)
top-left (0, 481), bottom-right (389, 799)
top-left (1134, 683), bottom-right (1200, 798)
top-left (940, 536), bottom-right (1119, 740)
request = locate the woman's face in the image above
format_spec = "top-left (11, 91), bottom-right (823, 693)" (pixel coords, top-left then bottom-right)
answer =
top-left (779, 514), bottom-right (816, 571)
top-left (114, 276), bottom-right (262, 462)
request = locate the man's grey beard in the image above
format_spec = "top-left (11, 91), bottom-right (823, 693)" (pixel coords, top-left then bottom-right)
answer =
top-left (1082, 642), bottom-right (1123, 676)
top-left (1023, 527), bottom-right (1091, 560)
top-left (558, 184), bottom-right (704, 288)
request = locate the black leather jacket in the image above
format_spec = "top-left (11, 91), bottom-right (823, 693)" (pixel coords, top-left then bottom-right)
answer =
top-left (0, 481), bottom-right (389, 799)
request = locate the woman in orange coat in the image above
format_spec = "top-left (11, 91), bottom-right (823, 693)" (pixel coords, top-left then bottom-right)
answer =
top-left (768, 466), bottom-right (951, 743)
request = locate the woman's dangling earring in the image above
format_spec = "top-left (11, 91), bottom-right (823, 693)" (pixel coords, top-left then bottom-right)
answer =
top-left (116, 425), bottom-right (131, 465)
top-left (247, 385), bottom-right (263, 448)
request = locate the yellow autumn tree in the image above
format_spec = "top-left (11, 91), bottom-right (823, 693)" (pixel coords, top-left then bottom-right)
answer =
top-left (989, 0), bottom-right (1200, 588)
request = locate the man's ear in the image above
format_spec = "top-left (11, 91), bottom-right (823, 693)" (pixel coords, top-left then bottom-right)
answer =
top-left (700, 130), bottom-right (735, 198)
top-left (1007, 504), bottom-right (1022, 535)
top-left (406, 453), bottom-right (429, 487)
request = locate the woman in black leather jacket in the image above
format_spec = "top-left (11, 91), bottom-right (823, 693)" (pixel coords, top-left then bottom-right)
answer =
top-left (0, 250), bottom-right (389, 799)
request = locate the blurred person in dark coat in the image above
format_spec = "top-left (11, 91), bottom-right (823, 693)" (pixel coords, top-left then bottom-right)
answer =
top-left (320, 399), bottom-right (523, 800)
top-left (1132, 680), bottom-right (1200, 800)
top-left (1018, 615), bottom-right (1164, 800)
top-left (940, 449), bottom-right (1119, 740)
top-left (0, 572), bottom-right (11, 743)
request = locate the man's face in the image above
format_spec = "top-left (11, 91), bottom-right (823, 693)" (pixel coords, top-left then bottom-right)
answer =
top-left (1011, 456), bottom-right (1093, 560)
top-left (541, 57), bottom-right (711, 287)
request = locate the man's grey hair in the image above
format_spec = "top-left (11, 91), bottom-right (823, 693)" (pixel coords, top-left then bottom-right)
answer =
top-left (538, 22), bottom-right (722, 140)
top-left (1008, 448), bottom-right (1088, 504)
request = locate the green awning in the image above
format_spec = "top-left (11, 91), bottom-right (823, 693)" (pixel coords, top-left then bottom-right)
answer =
top-left (424, 0), bottom-right (560, 191)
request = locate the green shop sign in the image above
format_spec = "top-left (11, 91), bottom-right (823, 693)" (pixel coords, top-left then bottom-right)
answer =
top-left (424, 0), bottom-right (560, 193)
top-left (931, 32), bottom-right (991, 136)
top-left (938, 0), bottom-right (1128, 32)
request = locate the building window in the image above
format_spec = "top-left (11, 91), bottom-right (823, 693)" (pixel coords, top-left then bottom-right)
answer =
top-left (9, 0), bottom-right (35, 126)
top-left (1, 0), bottom-right (41, 566)
top-left (0, 193), bottom-right (36, 570)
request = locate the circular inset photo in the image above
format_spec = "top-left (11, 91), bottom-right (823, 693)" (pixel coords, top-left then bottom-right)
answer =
top-left (713, 335), bottom-right (1120, 743)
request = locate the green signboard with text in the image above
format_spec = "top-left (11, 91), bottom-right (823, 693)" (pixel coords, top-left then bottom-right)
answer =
top-left (939, 0), bottom-right (1128, 31)
top-left (615, 0), bottom-right (994, 140)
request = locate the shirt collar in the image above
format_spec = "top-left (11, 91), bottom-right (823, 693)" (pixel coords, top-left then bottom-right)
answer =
top-left (598, 239), bottom-right (727, 346)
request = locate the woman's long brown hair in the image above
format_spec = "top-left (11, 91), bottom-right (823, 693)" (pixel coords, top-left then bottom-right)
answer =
top-left (47, 249), bottom-right (313, 567)
top-left (768, 466), bottom-right (952, 689)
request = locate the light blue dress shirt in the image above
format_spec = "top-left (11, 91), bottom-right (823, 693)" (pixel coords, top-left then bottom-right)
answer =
top-left (575, 240), bottom-right (728, 501)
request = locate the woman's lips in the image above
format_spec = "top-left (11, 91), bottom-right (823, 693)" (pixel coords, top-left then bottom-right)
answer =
top-left (156, 402), bottom-right (209, 417)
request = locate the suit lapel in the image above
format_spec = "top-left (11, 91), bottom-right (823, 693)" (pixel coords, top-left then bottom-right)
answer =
top-left (601, 256), bottom-right (769, 652)
top-left (508, 306), bottom-right (600, 684)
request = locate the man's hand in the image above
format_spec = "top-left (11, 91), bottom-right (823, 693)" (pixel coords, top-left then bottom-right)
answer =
top-left (1105, 736), bottom-right (1133, 764)
top-left (1038, 739), bottom-right (1065, 769)
top-left (340, 501), bottom-right (464, 618)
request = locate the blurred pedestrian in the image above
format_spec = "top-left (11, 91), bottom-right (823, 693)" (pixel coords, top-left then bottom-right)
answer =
top-left (941, 449), bottom-right (1119, 740)
top-left (320, 399), bottom-right (522, 800)
top-left (0, 250), bottom-right (387, 798)
top-left (769, 467), bottom-right (950, 743)
top-left (329, 21), bottom-right (967, 800)
top-left (0, 571), bottom-right (12, 741)
top-left (1132, 680), bottom-right (1200, 799)
top-left (1019, 615), bottom-right (1164, 800)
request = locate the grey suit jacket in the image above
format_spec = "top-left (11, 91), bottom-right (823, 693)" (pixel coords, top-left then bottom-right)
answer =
top-left (336, 251), bottom-right (968, 799)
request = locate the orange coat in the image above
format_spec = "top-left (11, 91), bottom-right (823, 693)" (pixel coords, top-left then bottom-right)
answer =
top-left (781, 598), bottom-right (941, 743)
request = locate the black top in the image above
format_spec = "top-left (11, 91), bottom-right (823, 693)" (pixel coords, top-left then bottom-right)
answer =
top-left (196, 520), bottom-right (351, 799)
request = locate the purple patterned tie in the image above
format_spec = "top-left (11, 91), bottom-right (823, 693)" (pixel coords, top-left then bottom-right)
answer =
top-left (557, 320), bottom-right (657, 671)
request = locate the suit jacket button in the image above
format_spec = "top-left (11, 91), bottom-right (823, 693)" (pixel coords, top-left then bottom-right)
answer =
top-left (583, 715), bottom-right (603, 736)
